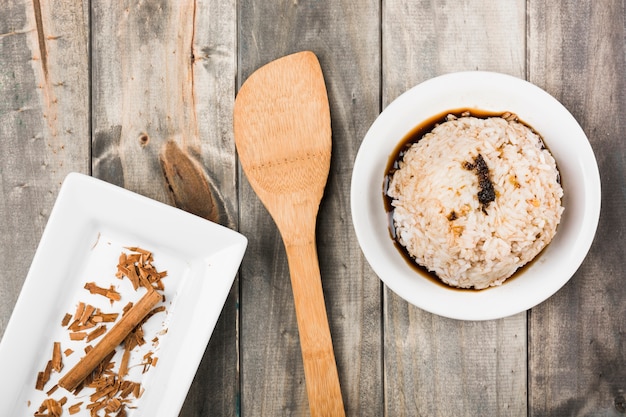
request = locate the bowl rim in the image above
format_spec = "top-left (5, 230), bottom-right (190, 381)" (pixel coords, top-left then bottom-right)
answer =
top-left (351, 70), bottom-right (601, 321)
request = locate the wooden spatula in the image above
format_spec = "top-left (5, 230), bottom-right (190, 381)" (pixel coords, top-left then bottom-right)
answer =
top-left (234, 51), bottom-right (345, 417)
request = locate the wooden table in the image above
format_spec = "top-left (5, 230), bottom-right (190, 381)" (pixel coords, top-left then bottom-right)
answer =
top-left (1, 1), bottom-right (624, 416)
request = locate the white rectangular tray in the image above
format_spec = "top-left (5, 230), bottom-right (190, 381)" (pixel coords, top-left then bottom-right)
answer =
top-left (0, 173), bottom-right (247, 416)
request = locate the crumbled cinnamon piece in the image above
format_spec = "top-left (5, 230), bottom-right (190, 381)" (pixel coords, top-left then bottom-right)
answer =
top-left (90, 377), bottom-right (120, 402)
top-left (45, 384), bottom-right (59, 396)
top-left (68, 402), bottom-right (82, 414)
top-left (133, 383), bottom-right (143, 399)
top-left (141, 351), bottom-right (157, 373)
top-left (116, 247), bottom-right (167, 292)
top-left (86, 325), bottom-right (107, 342)
top-left (137, 270), bottom-right (152, 290)
top-left (64, 349), bottom-right (74, 357)
top-left (125, 325), bottom-right (145, 350)
top-left (35, 342), bottom-right (68, 388)
top-left (105, 397), bottom-right (123, 414)
top-left (34, 397), bottom-right (64, 417)
top-left (84, 282), bottom-right (121, 303)
top-left (83, 372), bottom-right (138, 416)
top-left (73, 302), bottom-right (85, 323)
top-left (61, 313), bottom-right (72, 327)
top-left (118, 346), bottom-right (131, 378)
top-left (125, 265), bottom-right (141, 290)
top-left (106, 288), bottom-right (122, 302)
top-left (92, 312), bottom-right (119, 323)
top-left (36, 353), bottom-right (54, 390)
top-left (68, 305), bottom-right (119, 340)
top-left (69, 332), bottom-right (87, 341)
top-left (68, 318), bottom-right (96, 332)
top-left (51, 342), bottom-right (63, 372)
top-left (122, 302), bottom-right (133, 316)
top-left (126, 246), bottom-right (151, 256)
top-left (79, 304), bottom-right (96, 326)
top-left (142, 306), bottom-right (166, 323)
top-left (126, 253), bottom-right (141, 264)
top-left (119, 381), bottom-right (136, 398)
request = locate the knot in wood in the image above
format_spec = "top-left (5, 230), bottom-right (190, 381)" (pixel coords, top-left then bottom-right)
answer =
top-left (138, 133), bottom-right (150, 147)
top-left (615, 394), bottom-right (626, 413)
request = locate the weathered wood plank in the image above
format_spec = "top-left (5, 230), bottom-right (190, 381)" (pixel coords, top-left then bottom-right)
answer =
top-left (179, 0), bottom-right (239, 414)
top-left (238, 1), bottom-right (382, 415)
top-left (90, 1), bottom-right (238, 415)
top-left (1, 2), bottom-right (623, 416)
top-left (382, 1), bottom-right (528, 416)
top-left (527, 0), bottom-right (626, 415)
top-left (0, 0), bottom-right (89, 338)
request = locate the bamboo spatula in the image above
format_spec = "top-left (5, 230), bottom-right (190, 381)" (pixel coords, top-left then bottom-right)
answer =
top-left (233, 51), bottom-right (345, 417)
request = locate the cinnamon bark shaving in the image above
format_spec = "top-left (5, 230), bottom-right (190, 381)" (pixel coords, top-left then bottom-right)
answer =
top-left (36, 342), bottom-right (63, 391)
top-left (80, 351), bottom-right (142, 417)
top-left (69, 332), bottom-right (87, 341)
top-left (79, 304), bottom-right (97, 327)
top-left (35, 361), bottom-right (52, 390)
top-left (68, 402), bottom-right (83, 415)
top-left (86, 325), bottom-right (108, 343)
top-left (116, 247), bottom-right (167, 292)
top-left (121, 302), bottom-right (133, 316)
top-left (34, 397), bottom-right (66, 417)
top-left (141, 351), bottom-right (158, 373)
top-left (61, 313), bottom-right (72, 327)
top-left (46, 384), bottom-right (59, 396)
top-left (66, 303), bottom-right (119, 337)
top-left (118, 345), bottom-right (131, 379)
top-left (93, 312), bottom-right (119, 323)
top-left (51, 342), bottom-right (63, 372)
top-left (84, 282), bottom-right (121, 303)
top-left (123, 305), bottom-right (166, 353)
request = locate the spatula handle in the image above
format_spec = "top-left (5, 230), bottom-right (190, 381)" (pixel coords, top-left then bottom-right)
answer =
top-left (284, 240), bottom-right (346, 417)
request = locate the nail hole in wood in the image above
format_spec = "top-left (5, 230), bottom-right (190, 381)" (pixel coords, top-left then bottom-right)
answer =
top-left (139, 133), bottom-right (149, 147)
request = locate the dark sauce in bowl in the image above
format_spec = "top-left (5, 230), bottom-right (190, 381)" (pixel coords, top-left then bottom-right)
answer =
top-left (382, 108), bottom-right (553, 291)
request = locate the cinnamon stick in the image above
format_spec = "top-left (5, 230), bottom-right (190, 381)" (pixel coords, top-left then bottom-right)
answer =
top-left (58, 289), bottom-right (162, 392)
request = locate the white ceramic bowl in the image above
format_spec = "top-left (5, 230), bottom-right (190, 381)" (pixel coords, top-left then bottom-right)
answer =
top-left (351, 71), bottom-right (601, 321)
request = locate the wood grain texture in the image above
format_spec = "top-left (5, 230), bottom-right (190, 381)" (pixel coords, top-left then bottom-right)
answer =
top-left (90, 1), bottom-right (239, 415)
top-left (0, 0), bottom-right (89, 339)
top-left (527, 1), bottom-right (626, 416)
top-left (238, 1), bottom-right (382, 416)
top-left (177, 1), bottom-right (239, 413)
top-left (92, 1), bottom-right (198, 199)
top-left (382, 1), bottom-right (528, 416)
top-left (1, 1), bottom-right (624, 416)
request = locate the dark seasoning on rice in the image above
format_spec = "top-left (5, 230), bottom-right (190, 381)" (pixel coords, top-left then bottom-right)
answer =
top-left (384, 109), bottom-right (564, 290)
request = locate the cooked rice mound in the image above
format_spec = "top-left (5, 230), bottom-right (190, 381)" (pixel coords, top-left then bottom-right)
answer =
top-left (387, 114), bottom-right (564, 289)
